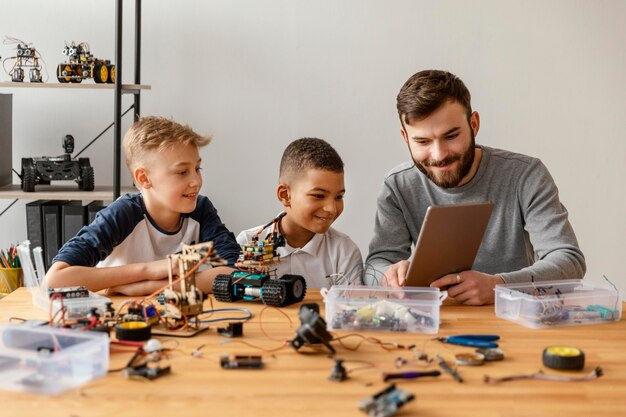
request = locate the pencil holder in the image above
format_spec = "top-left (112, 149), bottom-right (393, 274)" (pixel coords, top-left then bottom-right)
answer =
top-left (0, 267), bottom-right (23, 295)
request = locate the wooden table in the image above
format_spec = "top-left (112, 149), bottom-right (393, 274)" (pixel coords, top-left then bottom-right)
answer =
top-left (1, 288), bottom-right (624, 417)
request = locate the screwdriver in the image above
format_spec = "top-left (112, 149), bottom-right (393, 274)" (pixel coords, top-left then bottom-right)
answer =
top-left (383, 370), bottom-right (441, 382)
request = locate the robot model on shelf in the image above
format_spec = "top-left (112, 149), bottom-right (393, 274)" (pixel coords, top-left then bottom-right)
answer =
top-left (157, 242), bottom-right (228, 332)
top-left (2, 37), bottom-right (44, 82)
top-left (20, 134), bottom-right (95, 192)
top-left (56, 41), bottom-right (115, 84)
top-left (212, 213), bottom-right (307, 307)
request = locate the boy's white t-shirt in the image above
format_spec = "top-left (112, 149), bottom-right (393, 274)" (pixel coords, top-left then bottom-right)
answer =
top-left (236, 222), bottom-right (363, 288)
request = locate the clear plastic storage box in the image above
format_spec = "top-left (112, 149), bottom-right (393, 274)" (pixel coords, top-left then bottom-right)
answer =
top-left (323, 285), bottom-right (445, 334)
top-left (495, 279), bottom-right (622, 329)
top-left (0, 324), bottom-right (109, 395)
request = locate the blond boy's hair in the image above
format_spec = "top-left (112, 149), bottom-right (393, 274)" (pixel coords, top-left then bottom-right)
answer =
top-left (123, 116), bottom-right (212, 170)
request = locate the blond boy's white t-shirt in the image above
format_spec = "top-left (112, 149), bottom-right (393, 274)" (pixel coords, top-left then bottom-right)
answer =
top-left (236, 223), bottom-right (363, 288)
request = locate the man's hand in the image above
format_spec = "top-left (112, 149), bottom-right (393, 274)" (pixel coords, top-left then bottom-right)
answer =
top-left (382, 260), bottom-right (410, 287)
top-left (430, 271), bottom-right (504, 305)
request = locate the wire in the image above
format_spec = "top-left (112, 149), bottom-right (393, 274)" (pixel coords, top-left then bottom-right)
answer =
top-left (221, 339), bottom-right (290, 353)
top-left (332, 333), bottom-right (407, 352)
top-left (484, 367), bottom-right (603, 384)
top-left (192, 307), bottom-right (253, 324)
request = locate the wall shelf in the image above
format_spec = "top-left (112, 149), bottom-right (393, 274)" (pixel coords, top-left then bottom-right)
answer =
top-left (0, 184), bottom-right (135, 201)
top-left (0, 82), bottom-right (150, 93)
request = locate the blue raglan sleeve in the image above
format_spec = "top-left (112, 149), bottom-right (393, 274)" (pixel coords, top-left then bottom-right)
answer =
top-left (52, 194), bottom-right (144, 267)
top-left (196, 196), bottom-right (241, 266)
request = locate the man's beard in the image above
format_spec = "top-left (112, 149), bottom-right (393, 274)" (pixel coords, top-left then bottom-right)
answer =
top-left (413, 131), bottom-right (476, 188)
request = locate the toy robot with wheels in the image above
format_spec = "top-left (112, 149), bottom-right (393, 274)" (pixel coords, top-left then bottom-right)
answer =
top-left (20, 134), bottom-right (95, 192)
top-left (57, 41), bottom-right (115, 84)
top-left (212, 213), bottom-right (307, 307)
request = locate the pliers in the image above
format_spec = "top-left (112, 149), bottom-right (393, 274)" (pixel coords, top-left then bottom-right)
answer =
top-left (436, 334), bottom-right (500, 348)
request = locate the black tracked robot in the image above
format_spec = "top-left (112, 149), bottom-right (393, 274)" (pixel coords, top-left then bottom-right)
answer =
top-left (21, 134), bottom-right (94, 192)
top-left (212, 213), bottom-right (307, 307)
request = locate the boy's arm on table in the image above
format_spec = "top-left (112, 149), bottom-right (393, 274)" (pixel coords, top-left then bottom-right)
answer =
top-left (45, 259), bottom-right (176, 293)
top-left (105, 266), bottom-right (235, 296)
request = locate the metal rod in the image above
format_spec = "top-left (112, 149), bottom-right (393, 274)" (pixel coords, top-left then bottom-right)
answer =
top-left (114, 0), bottom-right (123, 199)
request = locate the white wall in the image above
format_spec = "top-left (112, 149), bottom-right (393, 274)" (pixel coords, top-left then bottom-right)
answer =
top-left (1, 0), bottom-right (625, 292)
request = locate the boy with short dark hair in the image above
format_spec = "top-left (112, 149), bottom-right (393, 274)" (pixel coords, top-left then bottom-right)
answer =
top-left (46, 116), bottom-right (240, 295)
top-left (237, 137), bottom-right (363, 287)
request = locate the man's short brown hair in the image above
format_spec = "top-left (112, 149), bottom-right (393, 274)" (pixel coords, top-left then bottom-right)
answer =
top-left (397, 70), bottom-right (472, 127)
top-left (123, 116), bottom-right (212, 170)
top-left (279, 138), bottom-right (344, 183)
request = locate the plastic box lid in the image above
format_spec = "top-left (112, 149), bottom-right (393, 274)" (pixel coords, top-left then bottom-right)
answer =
top-left (494, 279), bottom-right (622, 329)
top-left (0, 324), bottom-right (109, 395)
top-left (323, 285), bottom-right (445, 334)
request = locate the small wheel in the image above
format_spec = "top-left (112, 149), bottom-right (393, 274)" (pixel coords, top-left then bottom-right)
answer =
top-left (21, 159), bottom-right (36, 192)
top-left (79, 165), bottom-right (95, 191)
top-left (94, 64), bottom-right (108, 83)
top-left (107, 65), bottom-right (116, 83)
top-left (260, 280), bottom-right (288, 307)
top-left (280, 274), bottom-right (307, 304)
top-left (212, 274), bottom-right (235, 303)
top-left (57, 64), bottom-right (71, 83)
top-left (115, 321), bottom-right (151, 341)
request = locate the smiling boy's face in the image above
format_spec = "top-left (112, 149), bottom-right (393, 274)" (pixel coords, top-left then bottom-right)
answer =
top-left (278, 168), bottom-right (345, 247)
top-left (135, 142), bottom-right (203, 230)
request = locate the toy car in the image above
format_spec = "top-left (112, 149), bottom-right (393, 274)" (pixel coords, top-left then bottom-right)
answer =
top-left (212, 272), bottom-right (306, 307)
top-left (212, 215), bottom-right (307, 307)
top-left (57, 41), bottom-right (115, 84)
top-left (20, 134), bottom-right (95, 192)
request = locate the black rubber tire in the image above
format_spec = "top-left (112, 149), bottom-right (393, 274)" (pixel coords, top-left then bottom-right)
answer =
top-left (94, 64), bottom-right (108, 83)
top-left (260, 280), bottom-right (288, 307)
top-left (280, 274), bottom-right (307, 304)
top-left (21, 159), bottom-right (36, 192)
top-left (212, 274), bottom-right (235, 303)
top-left (115, 321), bottom-right (151, 341)
top-left (57, 64), bottom-right (69, 83)
top-left (107, 65), bottom-right (116, 84)
top-left (542, 346), bottom-right (585, 370)
top-left (80, 165), bottom-right (95, 191)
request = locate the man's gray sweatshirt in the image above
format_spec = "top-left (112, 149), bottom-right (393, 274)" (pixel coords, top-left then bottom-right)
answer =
top-left (366, 146), bottom-right (586, 285)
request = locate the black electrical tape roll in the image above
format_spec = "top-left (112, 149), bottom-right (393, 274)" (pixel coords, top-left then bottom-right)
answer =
top-left (542, 346), bottom-right (585, 370)
top-left (115, 321), bottom-right (151, 342)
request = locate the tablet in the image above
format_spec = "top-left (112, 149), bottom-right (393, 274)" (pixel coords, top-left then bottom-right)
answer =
top-left (405, 202), bottom-right (494, 287)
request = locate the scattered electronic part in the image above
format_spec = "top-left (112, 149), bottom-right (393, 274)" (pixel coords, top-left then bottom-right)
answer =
top-left (217, 322), bottom-right (243, 338)
top-left (21, 134), bottom-right (94, 192)
top-left (122, 339), bottom-right (171, 380)
top-left (476, 347), bottom-right (505, 361)
top-left (48, 285), bottom-right (89, 299)
top-left (212, 213), bottom-right (306, 307)
top-left (290, 303), bottom-right (335, 355)
top-left (454, 352), bottom-right (485, 366)
top-left (329, 358), bottom-right (348, 382)
top-left (382, 370), bottom-right (441, 382)
top-left (436, 354), bottom-right (463, 383)
top-left (2, 37), bottom-right (44, 82)
top-left (220, 355), bottom-right (264, 369)
top-left (542, 346), bottom-right (585, 370)
top-left (358, 384), bottom-right (415, 417)
top-left (57, 41), bottom-right (115, 84)
top-left (484, 367), bottom-right (603, 384)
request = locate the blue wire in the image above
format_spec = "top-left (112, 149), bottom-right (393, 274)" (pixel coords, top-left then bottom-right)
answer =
top-left (191, 308), bottom-right (253, 323)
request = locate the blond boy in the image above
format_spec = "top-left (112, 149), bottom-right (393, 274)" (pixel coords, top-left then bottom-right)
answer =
top-left (46, 116), bottom-right (239, 295)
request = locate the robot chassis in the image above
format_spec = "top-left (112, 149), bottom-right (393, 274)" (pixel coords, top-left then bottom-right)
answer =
top-left (57, 41), bottom-right (115, 84)
top-left (212, 214), bottom-right (307, 307)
